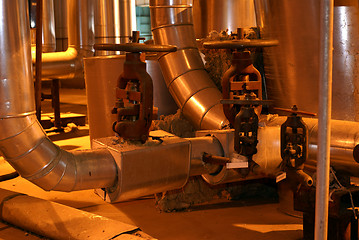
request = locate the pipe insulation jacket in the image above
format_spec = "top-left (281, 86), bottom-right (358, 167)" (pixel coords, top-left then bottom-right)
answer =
top-left (32, 0), bottom-right (95, 79)
top-left (149, 0), bottom-right (229, 130)
top-left (0, 0), bottom-right (117, 192)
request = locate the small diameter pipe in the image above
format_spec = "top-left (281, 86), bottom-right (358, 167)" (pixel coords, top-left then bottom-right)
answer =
top-left (315, 0), bottom-right (334, 239)
top-left (35, 0), bottom-right (43, 121)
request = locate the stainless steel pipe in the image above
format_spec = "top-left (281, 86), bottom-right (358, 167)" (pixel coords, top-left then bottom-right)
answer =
top-left (315, 0), bottom-right (333, 238)
top-left (34, 0), bottom-right (95, 79)
top-left (42, 0), bottom-right (56, 52)
top-left (95, 0), bottom-right (118, 56)
top-left (0, 0), bottom-right (117, 192)
top-left (150, 0), bottom-right (229, 130)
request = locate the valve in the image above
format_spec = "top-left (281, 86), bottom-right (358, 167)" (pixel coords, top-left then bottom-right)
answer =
top-left (94, 31), bottom-right (177, 143)
top-left (276, 105), bottom-right (316, 187)
top-left (221, 84), bottom-right (272, 167)
top-left (203, 28), bottom-right (278, 127)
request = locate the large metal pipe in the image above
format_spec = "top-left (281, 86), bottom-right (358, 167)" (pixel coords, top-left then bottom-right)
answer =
top-left (118, 0), bottom-right (135, 44)
top-left (149, 0), bottom-right (229, 130)
top-left (33, 0), bottom-right (95, 79)
top-left (255, 0), bottom-right (359, 121)
top-left (193, 0), bottom-right (257, 39)
top-left (0, 0), bottom-right (117, 191)
top-left (94, 0), bottom-right (118, 56)
top-left (42, 0), bottom-right (56, 52)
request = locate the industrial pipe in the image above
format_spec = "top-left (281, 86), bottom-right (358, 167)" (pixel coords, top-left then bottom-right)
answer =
top-left (0, 0), bottom-right (116, 192)
top-left (32, 0), bottom-right (95, 79)
top-left (149, 0), bottom-right (229, 130)
top-left (94, 0), bottom-right (118, 56)
top-left (315, 0), bottom-right (333, 237)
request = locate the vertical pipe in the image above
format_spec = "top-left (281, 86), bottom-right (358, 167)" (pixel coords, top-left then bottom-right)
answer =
top-left (35, 0), bottom-right (43, 122)
top-left (42, 0), bottom-right (56, 52)
top-left (119, 0), bottom-right (135, 43)
top-left (315, 0), bottom-right (333, 239)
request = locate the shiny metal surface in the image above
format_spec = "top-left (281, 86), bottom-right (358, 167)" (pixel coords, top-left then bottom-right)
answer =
top-left (267, 116), bottom-right (359, 177)
top-left (187, 136), bottom-right (224, 176)
top-left (150, 0), bottom-right (229, 129)
top-left (315, 1), bottom-right (333, 238)
top-left (203, 39), bottom-right (279, 49)
top-left (152, 25), bottom-right (197, 49)
top-left (93, 134), bottom-right (191, 202)
top-left (42, 0), bottom-right (56, 52)
top-left (0, 0), bottom-right (117, 192)
top-left (168, 71), bottom-right (217, 106)
top-left (84, 55), bottom-right (178, 141)
top-left (118, 0), bottom-right (135, 44)
top-left (193, 0), bottom-right (256, 39)
top-left (39, 0), bottom-right (96, 79)
top-left (255, 0), bottom-right (359, 121)
top-left (95, 0), bottom-right (117, 55)
top-left (94, 43), bottom-right (177, 52)
top-left (54, 0), bottom-right (68, 51)
top-left (0, 0), bottom-right (35, 117)
top-left (158, 49), bottom-right (204, 83)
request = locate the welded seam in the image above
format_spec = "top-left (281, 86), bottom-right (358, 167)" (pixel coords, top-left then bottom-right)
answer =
top-left (72, 153), bottom-right (78, 191)
top-left (0, 111), bottom-right (37, 119)
top-left (48, 152), bottom-right (69, 191)
top-left (166, 68), bottom-right (205, 87)
top-left (199, 102), bottom-right (223, 129)
top-left (5, 136), bottom-right (47, 163)
top-left (25, 146), bottom-right (63, 181)
top-left (151, 23), bottom-right (193, 32)
top-left (177, 86), bottom-right (216, 112)
top-left (0, 118), bottom-right (37, 142)
top-left (157, 47), bottom-right (199, 60)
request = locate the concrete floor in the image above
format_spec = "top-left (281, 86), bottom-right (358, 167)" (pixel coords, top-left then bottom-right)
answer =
top-left (0, 88), bottom-right (304, 240)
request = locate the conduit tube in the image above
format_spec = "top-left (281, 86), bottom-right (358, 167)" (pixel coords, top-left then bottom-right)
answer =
top-left (0, 0), bottom-right (117, 192)
top-left (33, 0), bottom-right (95, 79)
top-left (149, 0), bottom-right (229, 130)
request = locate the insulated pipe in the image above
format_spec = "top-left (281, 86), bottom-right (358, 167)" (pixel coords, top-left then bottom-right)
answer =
top-left (149, 0), bottom-right (229, 130)
top-left (33, 0), bottom-right (95, 79)
top-left (266, 117), bottom-right (359, 177)
top-left (42, 0), bottom-right (56, 52)
top-left (118, 0), bottom-right (135, 44)
top-left (94, 0), bottom-right (118, 56)
top-left (0, 0), bottom-right (117, 192)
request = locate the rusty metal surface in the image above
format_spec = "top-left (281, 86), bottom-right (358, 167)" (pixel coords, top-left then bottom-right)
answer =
top-left (203, 39), bottom-right (279, 49)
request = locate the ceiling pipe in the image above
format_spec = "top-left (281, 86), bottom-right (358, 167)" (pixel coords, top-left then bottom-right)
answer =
top-left (149, 0), bottom-right (229, 130)
top-left (32, 0), bottom-right (95, 79)
top-left (0, 0), bottom-right (117, 192)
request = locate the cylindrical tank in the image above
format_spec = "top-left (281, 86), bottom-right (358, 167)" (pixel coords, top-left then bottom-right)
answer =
top-left (255, 0), bottom-right (359, 121)
top-left (193, 0), bottom-right (257, 39)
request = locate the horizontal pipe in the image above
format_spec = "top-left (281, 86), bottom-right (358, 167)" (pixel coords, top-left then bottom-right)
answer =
top-left (32, 0), bottom-right (95, 79)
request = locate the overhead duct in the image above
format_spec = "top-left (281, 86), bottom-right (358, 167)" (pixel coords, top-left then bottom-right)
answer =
top-left (33, 0), bottom-right (95, 79)
top-left (149, 0), bottom-right (229, 130)
top-left (0, 0), bottom-right (117, 192)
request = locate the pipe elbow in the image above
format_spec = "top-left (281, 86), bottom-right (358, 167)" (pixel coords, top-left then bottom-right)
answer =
top-left (0, 115), bottom-right (117, 192)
